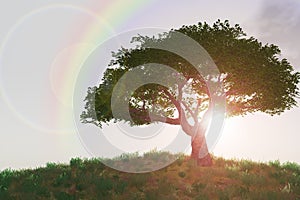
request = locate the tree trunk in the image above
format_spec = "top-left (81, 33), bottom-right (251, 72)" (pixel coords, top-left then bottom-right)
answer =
top-left (190, 128), bottom-right (213, 166)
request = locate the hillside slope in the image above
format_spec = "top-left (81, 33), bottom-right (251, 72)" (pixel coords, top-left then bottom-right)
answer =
top-left (1, 153), bottom-right (300, 199)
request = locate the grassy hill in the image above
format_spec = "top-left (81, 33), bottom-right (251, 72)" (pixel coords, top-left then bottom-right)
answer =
top-left (1, 152), bottom-right (300, 199)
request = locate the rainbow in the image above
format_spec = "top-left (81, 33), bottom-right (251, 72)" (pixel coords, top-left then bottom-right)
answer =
top-left (0, 1), bottom-right (157, 134)
top-left (51, 1), bottom-right (158, 133)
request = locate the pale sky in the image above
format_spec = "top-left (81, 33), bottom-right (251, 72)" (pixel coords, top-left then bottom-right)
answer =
top-left (0, 0), bottom-right (299, 170)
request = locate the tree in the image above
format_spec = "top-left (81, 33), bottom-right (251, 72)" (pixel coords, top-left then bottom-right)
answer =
top-left (80, 20), bottom-right (300, 166)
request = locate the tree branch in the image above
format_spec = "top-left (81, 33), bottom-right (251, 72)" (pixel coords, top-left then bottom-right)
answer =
top-left (149, 113), bottom-right (180, 125)
top-left (161, 87), bottom-right (181, 111)
top-left (195, 98), bottom-right (202, 116)
top-left (161, 86), bottom-right (193, 136)
top-left (181, 101), bottom-right (198, 124)
top-left (129, 106), bottom-right (180, 125)
top-left (177, 84), bottom-right (194, 136)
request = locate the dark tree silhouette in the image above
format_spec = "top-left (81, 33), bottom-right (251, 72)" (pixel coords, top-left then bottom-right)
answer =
top-left (80, 20), bottom-right (300, 166)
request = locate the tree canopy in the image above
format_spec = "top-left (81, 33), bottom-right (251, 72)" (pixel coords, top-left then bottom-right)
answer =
top-left (81, 20), bottom-right (300, 129)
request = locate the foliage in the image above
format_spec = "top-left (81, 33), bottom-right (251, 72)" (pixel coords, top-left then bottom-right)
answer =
top-left (46, 162), bottom-right (57, 169)
top-left (0, 153), bottom-right (300, 199)
top-left (81, 19), bottom-right (300, 129)
top-left (70, 157), bottom-right (84, 169)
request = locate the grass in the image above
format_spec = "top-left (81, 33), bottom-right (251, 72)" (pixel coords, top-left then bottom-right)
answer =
top-left (0, 151), bottom-right (300, 199)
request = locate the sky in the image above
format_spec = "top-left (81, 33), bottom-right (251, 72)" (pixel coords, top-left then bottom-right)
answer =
top-left (0, 0), bottom-right (300, 171)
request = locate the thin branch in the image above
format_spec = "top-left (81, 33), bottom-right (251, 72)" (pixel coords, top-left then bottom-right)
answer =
top-left (195, 98), bottom-right (202, 116)
top-left (149, 113), bottom-right (180, 125)
top-left (161, 86), bottom-right (193, 136)
top-left (161, 87), bottom-right (181, 111)
top-left (129, 106), bottom-right (180, 125)
top-left (181, 101), bottom-right (198, 124)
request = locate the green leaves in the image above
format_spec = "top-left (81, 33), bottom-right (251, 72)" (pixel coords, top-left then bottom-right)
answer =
top-left (81, 19), bottom-right (300, 127)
